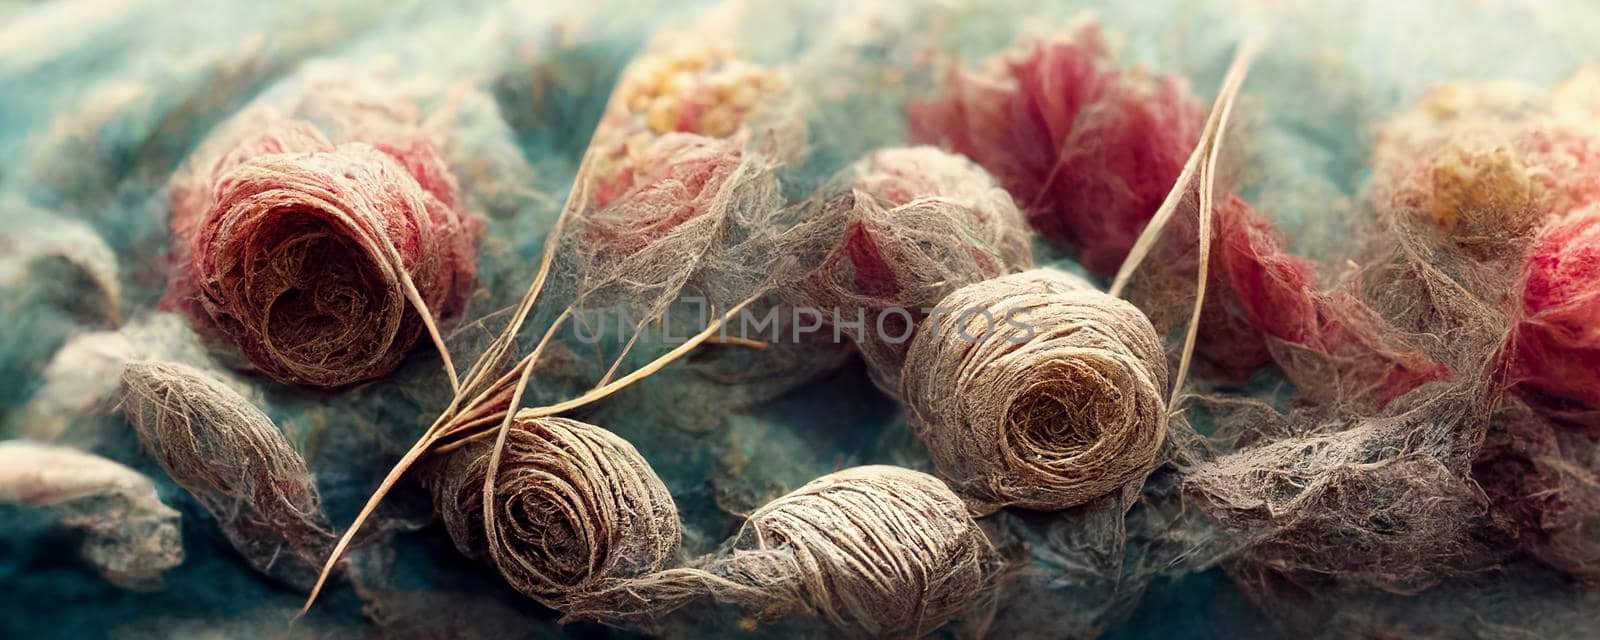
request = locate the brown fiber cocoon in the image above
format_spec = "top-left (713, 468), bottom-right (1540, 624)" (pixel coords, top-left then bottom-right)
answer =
top-left (901, 268), bottom-right (1169, 514)
top-left (592, 465), bottom-right (1003, 638)
top-left (428, 417), bottom-right (682, 614)
top-left (120, 360), bottom-right (336, 590)
top-left (0, 441), bottom-right (183, 591)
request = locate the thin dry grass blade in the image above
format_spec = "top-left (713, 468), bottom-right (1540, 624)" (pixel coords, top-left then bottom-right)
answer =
top-left (1169, 40), bottom-right (1260, 407)
top-left (1108, 39), bottom-right (1261, 299)
top-left (1105, 37), bottom-right (1261, 407)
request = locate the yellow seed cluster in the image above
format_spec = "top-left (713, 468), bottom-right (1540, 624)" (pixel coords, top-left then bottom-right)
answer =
top-left (1425, 143), bottom-right (1536, 240)
top-left (1375, 71), bottom-right (1600, 250)
top-left (613, 44), bottom-right (786, 139)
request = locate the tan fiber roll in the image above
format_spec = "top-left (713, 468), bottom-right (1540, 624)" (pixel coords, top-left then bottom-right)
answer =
top-left (585, 465), bottom-right (1003, 638)
top-left (901, 268), bottom-right (1168, 513)
top-left (430, 417), bottom-right (682, 613)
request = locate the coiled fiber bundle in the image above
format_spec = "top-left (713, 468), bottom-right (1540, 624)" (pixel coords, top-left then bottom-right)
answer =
top-left (594, 465), bottom-right (1002, 638)
top-left (901, 268), bottom-right (1167, 513)
top-left (165, 114), bottom-right (479, 388)
top-left (908, 17), bottom-right (1203, 277)
top-left (429, 416), bottom-right (682, 614)
top-left (120, 360), bottom-right (335, 590)
top-left (795, 146), bottom-right (1033, 395)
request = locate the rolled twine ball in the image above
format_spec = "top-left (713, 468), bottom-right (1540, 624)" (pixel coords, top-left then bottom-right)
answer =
top-left (795, 146), bottom-right (1033, 394)
top-left (908, 17), bottom-right (1203, 277)
top-left (599, 465), bottom-right (1003, 637)
top-left (900, 268), bottom-right (1168, 514)
top-left (164, 118), bottom-right (479, 388)
top-left (429, 416), bottom-right (682, 614)
top-left (120, 360), bottom-right (335, 590)
top-left (1507, 205), bottom-right (1600, 416)
top-left (707, 465), bottom-right (1003, 637)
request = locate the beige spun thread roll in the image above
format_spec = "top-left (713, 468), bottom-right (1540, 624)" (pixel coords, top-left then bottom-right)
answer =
top-left (429, 416), bottom-right (682, 613)
top-left (579, 465), bottom-right (1004, 638)
top-left (715, 465), bottom-right (1003, 638)
top-left (901, 268), bottom-right (1169, 513)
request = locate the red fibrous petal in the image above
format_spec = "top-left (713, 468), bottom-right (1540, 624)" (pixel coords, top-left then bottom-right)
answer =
top-left (1213, 195), bottom-right (1450, 406)
top-left (909, 19), bottom-right (1202, 277)
top-left (1510, 207), bottom-right (1600, 412)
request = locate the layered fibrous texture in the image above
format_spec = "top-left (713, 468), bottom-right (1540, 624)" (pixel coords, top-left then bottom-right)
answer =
top-left (1209, 195), bottom-right (1451, 406)
top-left (1186, 386), bottom-right (1505, 596)
top-left (583, 133), bottom-right (748, 256)
top-left (1473, 402), bottom-right (1600, 582)
top-left (1509, 206), bottom-right (1600, 416)
top-left (1369, 68), bottom-right (1600, 420)
top-left (901, 268), bottom-right (1167, 513)
top-left (164, 111), bottom-right (479, 388)
top-left (907, 18), bottom-right (1203, 277)
top-left (0, 441), bottom-right (183, 591)
top-left (1179, 65), bottom-right (1600, 629)
top-left (795, 146), bottom-right (1034, 394)
top-left (1373, 72), bottom-right (1600, 252)
top-left (560, 127), bottom-right (792, 336)
top-left (608, 465), bottom-right (1003, 638)
top-left (429, 417), bottom-right (682, 614)
top-left (120, 360), bottom-right (335, 590)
